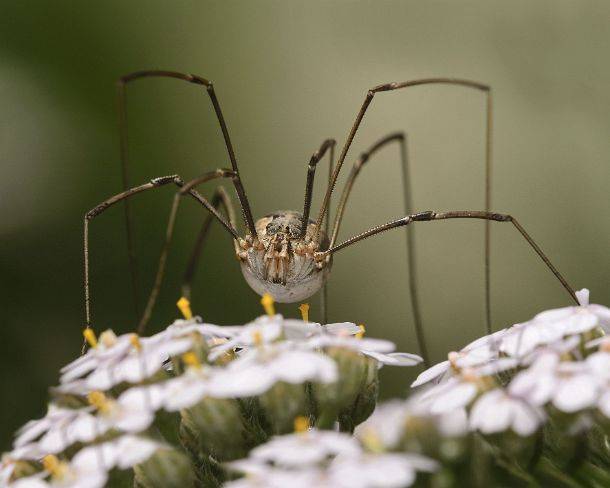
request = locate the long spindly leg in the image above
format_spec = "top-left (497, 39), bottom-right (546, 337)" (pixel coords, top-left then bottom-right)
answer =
top-left (321, 141), bottom-right (335, 324)
top-left (297, 138), bottom-right (337, 323)
top-left (139, 170), bottom-right (245, 333)
top-left (117, 71), bottom-right (258, 323)
top-left (328, 132), bottom-right (427, 365)
top-left (314, 79), bottom-right (495, 333)
top-left (134, 171), bottom-right (239, 334)
top-left (319, 210), bottom-right (577, 363)
top-left (181, 186), bottom-right (238, 302)
top-left (299, 139), bottom-right (336, 239)
top-left (83, 171), bottom-right (238, 350)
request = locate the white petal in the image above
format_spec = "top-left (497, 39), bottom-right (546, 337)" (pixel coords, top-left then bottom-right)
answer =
top-left (456, 346), bottom-right (497, 368)
top-left (437, 408), bottom-right (468, 437)
top-left (585, 351), bottom-right (610, 383)
top-left (588, 304), bottom-right (610, 330)
top-left (575, 288), bottom-right (590, 307)
top-left (597, 391), bottom-right (610, 418)
top-left (475, 357), bottom-right (519, 376)
top-left (273, 351), bottom-right (338, 384)
top-left (553, 375), bottom-right (599, 412)
top-left (519, 373), bottom-right (555, 406)
top-left (11, 478), bottom-right (49, 488)
top-left (324, 322), bottom-right (361, 336)
top-left (411, 361), bottom-right (449, 388)
top-left (369, 352), bottom-right (423, 367)
top-left (376, 351), bottom-right (423, 366)
top-left (329, 454), bottom-right (416, 488)
top-left (163, 376), bottom-right (211, 411)
top-left (114, 436), bottom-right (159, 468)
top-left (251, 431), bottom-right (359, 468)
top-left (429, 381), bottom-right (478, 415)
top-left (470, 390), bottom-right (511, 434)
top-left (462, 329), bottom-right (508, 352)
top-left (213, 363), bottom-right (275, 397)
top-left (511, 402), bottom-right (543, 437)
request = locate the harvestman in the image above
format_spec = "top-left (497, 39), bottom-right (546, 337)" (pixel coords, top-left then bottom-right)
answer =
top-left (83, 71), bottom-right (577, 365)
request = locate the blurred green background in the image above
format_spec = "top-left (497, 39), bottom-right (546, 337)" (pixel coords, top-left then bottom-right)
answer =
top-left (2, 1), bottom-right (609, 450)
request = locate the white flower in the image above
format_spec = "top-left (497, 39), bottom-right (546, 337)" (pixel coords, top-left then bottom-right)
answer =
top-left (13, 405), bottom-right (98, 457)
top-left (470, 389), bottom-right (544, 436)
top-left (416, 377), bottom-right (479, 416)
top-left (59, 330), bottom-right (132, 384)
top-left (509, 352), bottom-right (600, 413)
top-left (413, 355), bottom-right (517, 417)
top-left (501, 289), bottom-right (610, 359)
top-left (328, 452), bottom-right (437, 488)
top-left (305, 335), bottom-right (422, 367)
top-left (224, 345), bottom-right (338, 391)
top-left (73, 435), bottom-right (160, 472)
top-left (91, 384), bottom-right (165, 434)
top-left (535, 288), bottom-right (610, 333)
top-left (411, 329), bottom-right (508, 388)
top-left (228, 430), bottom-right (437, 488)
top-left (355, 398), bottom-right (469, 449)
top-left (241, 429), bottom-right (361, 468)
top-left (354, 401), bottom-right (410, 450)
top-left (207, 315), bottom-right (283, 361)
top-left (12, 435), bottom-right (162, 488)
top-left (281, 320), bottom-right (361, 341)
top-left (161, 343), bottom-right (337, 411)
top-left (224, 467), bottom-right (322, 488)
top-left (499, 320), bottom-right (566, 358)
top-left (436, 408), bottom-right (469, 438)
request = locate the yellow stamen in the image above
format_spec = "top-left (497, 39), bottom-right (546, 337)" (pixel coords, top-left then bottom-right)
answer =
top-left (253, 329), bottom-right (263, 347)
top-left (261, 293), bottom-right (275, 316)
top-left (82, 328), bottom-right (97, 348)
top-left (298, 303), bottom-right (310, 322)
top-left (87, 390), bottom-right (112, 414)
top-left (130, 334), bottom-right (142, 351)
top-left (182, 352), bottom-right (201, 368)
top-left (43, 454), bottom-right (69, 480)
top-left (42, 455), bottom-right (60, 475)
top-left (293, 415), bottom-right (310, 433)
top-left (177, 296), bottom-right (193, 320)
top-left (356, 324), bottom-right (366, 339)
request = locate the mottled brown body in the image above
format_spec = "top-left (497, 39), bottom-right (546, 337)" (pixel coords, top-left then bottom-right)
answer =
top-left (237, 211), bottom-right (331, 302)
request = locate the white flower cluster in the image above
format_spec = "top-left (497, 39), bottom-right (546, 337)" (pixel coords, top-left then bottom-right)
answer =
top-left (225, 426), bottom-right (437, 488)
top-left (354, 289), bottom-right (610, 485)
top-left (1, 302), bottom-right (422, 488)
top-left (5, 289), bottom-right (610, 487)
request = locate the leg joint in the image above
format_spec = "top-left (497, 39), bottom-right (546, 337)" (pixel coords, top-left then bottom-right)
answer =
top-left (150, 175), bottom-right (183, 187)
top-left (490, 212), bottom-right (513, 222)
top-left (411, 210), bottom-right (435, 221)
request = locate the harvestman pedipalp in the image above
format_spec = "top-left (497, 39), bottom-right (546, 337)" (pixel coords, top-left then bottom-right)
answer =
top-left (82, 71), bottom-right (577, 365)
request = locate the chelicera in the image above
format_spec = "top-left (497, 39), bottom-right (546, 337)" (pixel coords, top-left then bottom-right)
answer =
top-left (83, 71), bottom-right (577, 364)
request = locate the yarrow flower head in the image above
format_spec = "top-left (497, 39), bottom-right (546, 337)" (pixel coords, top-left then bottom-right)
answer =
top-left (6, 290), bottom-right (610, 487)
top-left (3, 295), bottom-right (426, 487)
top-left (226, 417), bottom-right (437, 488)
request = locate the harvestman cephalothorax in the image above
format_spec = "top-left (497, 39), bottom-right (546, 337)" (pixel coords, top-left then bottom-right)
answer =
top-left (82, 71), bottom-right (577, 365)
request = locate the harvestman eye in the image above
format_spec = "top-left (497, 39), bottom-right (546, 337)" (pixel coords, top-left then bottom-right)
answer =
top-left (82, 71), bottom-right (577, 365)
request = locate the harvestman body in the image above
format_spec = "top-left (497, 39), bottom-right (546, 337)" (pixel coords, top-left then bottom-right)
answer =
top-left (83, 71), bottom-right (577, 365)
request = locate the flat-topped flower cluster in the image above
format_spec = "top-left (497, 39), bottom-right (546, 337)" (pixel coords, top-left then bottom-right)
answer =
top-left (354, 289), bottom-right (610, 485)
top-left (3, 289), bottom-right (610, 487)
top-left (1, 298), bottom-right (421, 487)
